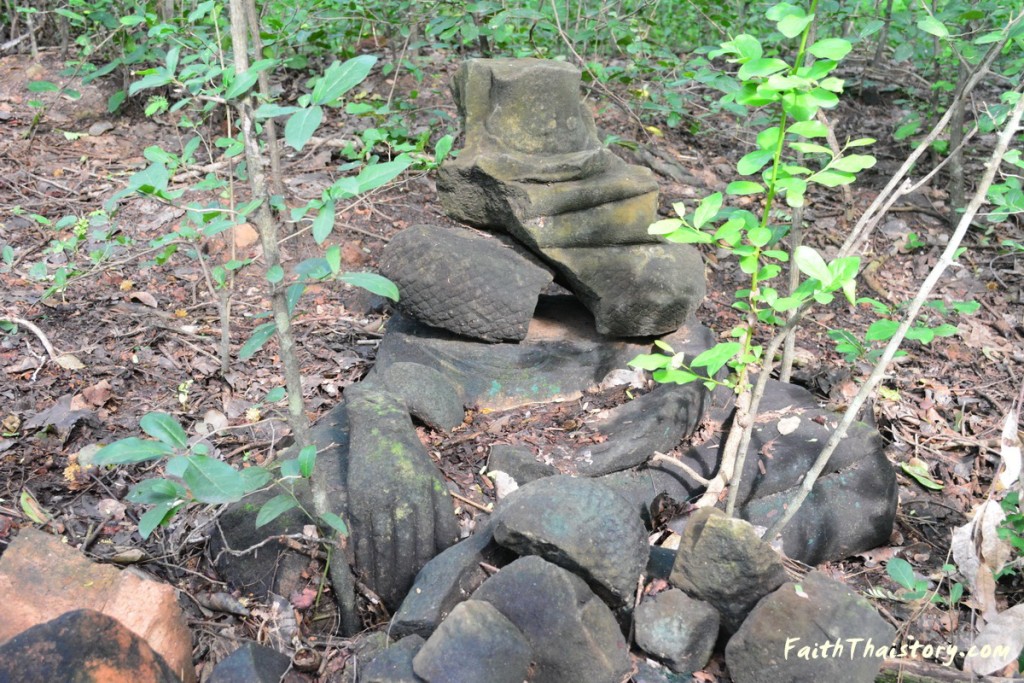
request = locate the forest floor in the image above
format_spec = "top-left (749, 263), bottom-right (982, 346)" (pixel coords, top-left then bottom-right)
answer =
top-left (1, 49), bottom-right (1023, 680)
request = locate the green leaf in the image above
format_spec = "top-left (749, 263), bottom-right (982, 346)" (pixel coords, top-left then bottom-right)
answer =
top-left (434, 134), bottom-right (454, 163)
top-left (886, 557), bottom-right (917, 590)
top-left (311, 201), bottom-right (336, 244)
top-left (901, 462), bottom-right (944, 490)
top-left (665, 226), bottom-right (714, 244)
top-left (320, 511), bottom-right (349, 536)
top-left (777, 12), bottom-right (814, 38)
top-left (138, 501), bottom-right (183, 539)
top-left (280, 458), bottom-right (301, 478)
top-left (355, 156), bottom-right (413, 193)
top-left (808, 38), bottom-right (852, 61)
top-left (788, 141), bottom-right (833, 156)
top-left (239, 322), bottom-right (276, 360)
top-left (311, 55), bottom-right (376, 105)
top-left (737, 149), bottom-right (774, 175)
top-left (809, 169), bottom-right (856, 187)
top-left (94, 437), bottom-right (174, 465)
top-left (27, 80), bottom-right (59, 93)
top-left (738, 58), bottom-right (790, 80)
top-left (239, 466), bottom-right (272, 492)
top-left (298, 444), bottom-right (317, 478)
top-left (756, 126), bottom-right (781, 151)
top-left (649, 218), bottom-right (682, 235)
top-left (286, 283), bottom-right (305, 315)
top-left (340, 272), bottom-right (400, 301)
top-left (128, 478), bottom-right (187, 504)
top-left (727, 181), bottom-right (764, 195)
top-left (690, 342), bottom-right (741, 376)
top-left (140, 412), bottom-right (188, 450)
top-left (265, 387), bottom-right (286, 402)
top-left (847, 138), bottom-right (876, 147)
top-left (284, 106), bottom-right (323, 151)
top-left (182, 455), bottom-right (247, 504)
top-left (128, 70), bottom-right (172, 95)
top-left (254, 103), bottom-right (301, 119)
top-left (653, 368), bottom-right (699, 384)
top-left (693, 192), bottom-right (722, 230)
top-left (906, 326), bottom-right (935, 344)
top-left (787, 120), bottom-right (828, 138)
top-left (819, 77), bottom-right (845, 93)
top-left (831, 154), bottom-right (876, 173)
top-left (629, 353), bottom-right (672, 371)
top-left (793, 245), bottom-right (830, 283)
top-left (748, 226), bottom-right (772, 247)
top-left (917, 16), bottom-right (949, 38)
top-left (865, 319), bottom-right (900, 341)
top-left (255, 494), bottom-right (300, 528)
top-left (266, 264), bottom-right (284, 284)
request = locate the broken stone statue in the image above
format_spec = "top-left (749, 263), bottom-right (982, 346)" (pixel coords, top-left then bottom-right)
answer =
top-left (208, 56), bottom-right (898, 683)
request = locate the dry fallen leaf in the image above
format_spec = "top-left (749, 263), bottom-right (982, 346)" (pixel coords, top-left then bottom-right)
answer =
top-left (777, 415), bottom-right (801, 435)
top-left (952, 499), bottom-right (1012, 620)
top-left (963, 603), bottom-right (1024, 675)
top-left (82, 379), bottom-right (112, 407)
top-left (997, 405), bottom-right (1022, 491)
top-left (129, 291), bottom-right (158, 308)
top-left (54, 353), bottom-right (85, 370)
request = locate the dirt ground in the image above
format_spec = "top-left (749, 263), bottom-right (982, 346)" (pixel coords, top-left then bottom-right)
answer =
top-left (1, 50), bottom-right (1023, 680)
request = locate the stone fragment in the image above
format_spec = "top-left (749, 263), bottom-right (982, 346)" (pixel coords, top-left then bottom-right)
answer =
top-left (669, 508), bottom-right (788, 633)
top-left (634, 589), bottom-right (719, 674)
top-left (207, 642), bottom-right (290, 683)
top-left (599, 379), bottom-right (897, 566)
top-left (211, 484), bottom-right (312, 601)
top-left (486, 444), bottom-right (557, 485)
top-left (493, 475), bottom-right (647, 607)
top-left (725, 571), bottom-right (895, 683)
top-left (472, 556), bottom-right (631, 683)
top-left (632, 658), bottom-right (695, 683)
top-left (722, 381), bottom-right (898, 565)
top-left (0, 528), bottom-right (195, 682)
top-left (373, 361), bottom-right (465, 432)
top-left (374, 297), bottom-right (661, 410)
top-left (544, 243), bottom-right (706, 337)
top-left (436, 58), bottom-right (705, 337)
top-left (390, 520), bottom-right (516, 639)
top-left (0, 609), bottom-right (181, 683)
top-left (412, 601), bottom-right (531, 683)
top-left (577, 321), bottom-right (715, 475)
top-left (378, 224), bottom-right (553, 342)
top-left (360, 635), bottom-right (425, 683)
top-left (345, 385), bottom-right (460, 610)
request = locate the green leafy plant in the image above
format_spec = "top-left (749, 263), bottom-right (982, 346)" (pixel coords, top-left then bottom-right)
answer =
top-left (92, 411), bottom-right (347, 539)
top-left (829, 296), bottom-right (976, 363)
top-left (629, 0), bottom-right (873, 512)
top-left (884, 557), bottom-right (964, 606)
top-left (998, 491), bottom-right (1024, 569)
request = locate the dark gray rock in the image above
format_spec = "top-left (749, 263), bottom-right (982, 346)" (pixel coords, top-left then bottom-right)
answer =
top-left (211, 483), bottom-right (313, 601)
top-left (0, 609), bottom-right (182, 683)
top-left (632, 659), bottom-right (695, 683)
top-left (634, 589), bottom-right (719, 674)
top-left (723, 381), bottom-right (898, 565)
top-left (390, 521), bottom-right (516, 639)
top-left (360, 635), bottom-right (425, 683)
top-left (208, 643), bottom-right (290, 683)
top-left (374, 297), bottom-right (662, 410)
top-left (436, 58), bottom-right (705, 337)
top-left (412, 601), bottom-right (531, 683)
top-left (378, 224), bottom-right (553, 342)
top-left (345, 385), bottom-right (460, 610)
top-left (647, 546), bottom-right (677, 582)
top-left (669, 508), bottom-right (788, 633)
top-left (472, 555), bottom-right (631, 683)
top-left (493, 475), bottom-right (647, 607)
top-left (487, 444), bottom-right (557, 485)
top-left (725, 571), bottom-right (895, 683)
top-left (577, 322), bottom-right (715, 476)
top-left (373, 361), bottom-right (465, 432)
top-left (544, 243), bottom-right (706, 338)
top-left (599, 379), bottom-right (897, 566)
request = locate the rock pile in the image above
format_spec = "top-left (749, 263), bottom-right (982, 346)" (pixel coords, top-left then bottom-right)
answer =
top-left (0, 57), bottom-right (903, 683)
